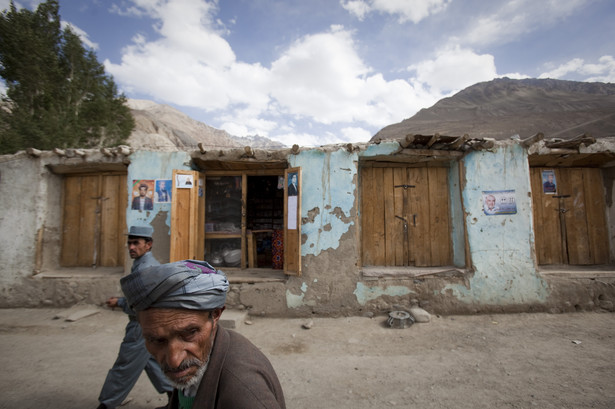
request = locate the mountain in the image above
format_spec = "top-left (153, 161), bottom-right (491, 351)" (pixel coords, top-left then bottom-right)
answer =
top-left (372, 78), bottom-right (615, 141)
top-left (126, 99), bottom-right (285, 150)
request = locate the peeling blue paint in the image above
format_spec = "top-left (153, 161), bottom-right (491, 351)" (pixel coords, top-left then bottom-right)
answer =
top-left (446, 145), bottom-right (548, 304)
top-left (354, 282), bottom-right (413, 305)
top-left (291, 149), bottom-right (357, 256)
top-left (126, 151), bottom-right (192, 232)
top-left (286, 289), bottom-right (305, 309)
top-left (287, 281), bottom-right (310, 309)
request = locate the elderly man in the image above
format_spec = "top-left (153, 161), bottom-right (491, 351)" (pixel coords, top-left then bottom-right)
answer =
top-left (120, 259), bottom-right (286, 409)
top-left (97, 226), bottom-right (173, 409)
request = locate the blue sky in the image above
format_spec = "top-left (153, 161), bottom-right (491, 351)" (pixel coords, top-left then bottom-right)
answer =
top-left (2, 0), bottom-right (615, 147)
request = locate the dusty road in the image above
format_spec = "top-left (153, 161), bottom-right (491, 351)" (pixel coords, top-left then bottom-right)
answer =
top-left (0, 307), bottom-right (613, 409)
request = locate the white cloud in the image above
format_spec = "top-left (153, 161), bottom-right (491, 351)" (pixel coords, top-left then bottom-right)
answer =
top-left (340, 126), bottom-right (373, 143)
top-left (105, 1), bottom-right (424, 140)
top-left (539, 55), bottom-right (615, 82)
top-left (341, 0), bottom-right (450, 23)
top-left (459, 0), bottom-right (588, 47)
top-left (408, 45), bottom-right (498, 96)
top-left (62, 22), bottom-right (99, 50)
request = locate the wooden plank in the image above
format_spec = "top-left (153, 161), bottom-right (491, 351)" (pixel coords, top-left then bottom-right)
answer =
top-left (392, 168), bottom-right (405, 266)
top-left (284, 167), bottom-right (302, 275)
top-left (77, 175), bottom-right (99, 266)
top-left (429, 167), bottom-right (451, 266)
top-left (170, 170), bottom-right (196, 261)
top-left (583, 168), bottom-right (609, 264)
top-left (61, 176), bottom-right (83, 267)
top-left (530, 169), bottom-right (547, 264)
top-left (371, 168), bottom-right (386, 265)
top-left (100, 175), bottom-right (120, 267)
top-left (532, 168), bottom-right (563, 264)
top-left (383, 168), bottom-right (396, 266)
top-left (361, 168), bottom-right (375, 265)
top-left (564, 168), bottom-right (591, 265)
top-left (410, 168), bottom-right (430, 266)
top-left (117, 174), bottom-right (127, 264)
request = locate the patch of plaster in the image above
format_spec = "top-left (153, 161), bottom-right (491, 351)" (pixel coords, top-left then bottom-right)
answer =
top-left (353, 282), bottom-right (413, 305)
top-left (286, 282), bottom-right (309, 309)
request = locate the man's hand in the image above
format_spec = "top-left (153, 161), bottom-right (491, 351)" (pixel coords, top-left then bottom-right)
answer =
top-left (106, 297), bottom-right (119, 309)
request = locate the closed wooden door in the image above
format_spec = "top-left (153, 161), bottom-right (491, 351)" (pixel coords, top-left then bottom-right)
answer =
top-left (531, 167), bottom-right (609, 265)
top-left (361, 166), bottom-right (451, 267)
top-left (61, 173), bottom-right (127, 267)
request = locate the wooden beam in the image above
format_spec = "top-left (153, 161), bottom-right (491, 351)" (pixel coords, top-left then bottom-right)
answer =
top-left (399, 134), bottom-right (416, 149)
top-left (398, 148), bottom-right (463, 158)
top-left (545, 133), bottom-right (595, 149)
top-left (426, 133), bottom-right (439, 148)
top-left (521, 132), bottom-right (544, 147)
top-left (26, 147), bottom-right (42, 157)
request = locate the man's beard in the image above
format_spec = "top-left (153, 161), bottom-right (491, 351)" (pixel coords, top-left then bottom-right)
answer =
top-left (162, 357), bottom-right (209, 391)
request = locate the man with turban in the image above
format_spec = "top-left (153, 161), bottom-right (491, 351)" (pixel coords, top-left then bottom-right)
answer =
top-left (121, 259), bottom-right (286, 409)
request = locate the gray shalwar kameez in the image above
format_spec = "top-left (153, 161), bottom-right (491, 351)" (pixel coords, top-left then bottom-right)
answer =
top-left (98, 252), bottom-right (173, 408)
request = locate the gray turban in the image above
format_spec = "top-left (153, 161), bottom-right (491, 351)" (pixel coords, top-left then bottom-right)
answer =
top-left (120, 259), bottom-right (229, 312)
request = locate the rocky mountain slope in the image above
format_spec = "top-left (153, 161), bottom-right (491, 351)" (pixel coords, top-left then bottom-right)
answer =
top-left (373, 78), bottom-right (615, 141)
top-left (126, 99), bottom-right (285, 150)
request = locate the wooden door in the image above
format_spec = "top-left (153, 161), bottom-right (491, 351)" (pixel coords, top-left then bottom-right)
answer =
top-left (61, 173), bottom-right (126, 267)
top-left (361, 166), bottom-right (451, 267)
top-left (284, 168), bottom-right (301, 276)
top-left (531, 167), bottom-right (609, 265)
top-left (170, 170), bottom-right (204, 262)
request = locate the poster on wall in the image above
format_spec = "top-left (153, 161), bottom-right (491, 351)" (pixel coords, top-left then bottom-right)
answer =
top-left (176, 173), bottom-right (194, 188)
top-left (131, 179), bottom-right (155, 211)
top-left (155, 179), bottom-right (172, 203)
top-left (482, 190), bottom-right (517, 215)
top-left (287, 171), bottom-right (299, 229)
top-left (541, 170), bottom-right (557, 194)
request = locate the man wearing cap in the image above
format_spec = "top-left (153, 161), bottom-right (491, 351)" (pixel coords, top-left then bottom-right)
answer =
top-left (121, 259), bottom-right (286, 409)
top-left (96, 226), bottom-right (173, 409)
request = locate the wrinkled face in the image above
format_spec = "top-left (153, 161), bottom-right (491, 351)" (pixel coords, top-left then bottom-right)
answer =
top-left (127, 237), bottom-right (151, 259)
top-left (139, 308), bottom-right (222, 388)
top-left (139, 186), bottom-right (147, 197)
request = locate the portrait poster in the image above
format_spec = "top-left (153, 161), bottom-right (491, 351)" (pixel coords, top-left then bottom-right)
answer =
top-left (154, 179), bottom-right (172, 203)
top-left (482, 190), bottom-right (517, 216)
top-left (176, 173), bottom-right (194, 189)
top-left (287, 172), bottom-right (298, 196)
top-left (541, 170), bottom-right (557, 194)
top-left (131, 179), bottom-right (155, 211)
top-left (286, 170), bottom-right (300, 230)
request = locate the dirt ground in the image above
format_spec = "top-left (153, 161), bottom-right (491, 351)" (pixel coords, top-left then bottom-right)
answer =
top-left (0, 307), bottom-right (613, 409)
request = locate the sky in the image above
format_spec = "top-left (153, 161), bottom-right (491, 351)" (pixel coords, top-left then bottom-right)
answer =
top-left (2, 0), bottom-right (615, 147)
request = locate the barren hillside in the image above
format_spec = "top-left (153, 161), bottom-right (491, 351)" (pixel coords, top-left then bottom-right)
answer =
top-left (126, 99), bottom-right (285, 150)
top-left (373, 78), bottom-right (615, 141)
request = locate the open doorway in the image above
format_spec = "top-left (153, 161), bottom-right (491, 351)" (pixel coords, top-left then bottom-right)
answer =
top-left (246, 175), bottom-right (284, 268)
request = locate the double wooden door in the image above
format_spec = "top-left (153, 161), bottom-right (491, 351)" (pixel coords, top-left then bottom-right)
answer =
top-left (531, 167), bottom-right (609, 265)
top-left (361, 166), bottom-right (452, 267)
top-left (61, 173), bottom-right (127, 267)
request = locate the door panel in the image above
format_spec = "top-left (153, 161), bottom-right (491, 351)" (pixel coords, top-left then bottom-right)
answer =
top-left (361, 166), bottom-right (452, 267)
top-left (531, 167), bottom-right (609, 265)
top-left (61, 173), bottom-right (126, 267)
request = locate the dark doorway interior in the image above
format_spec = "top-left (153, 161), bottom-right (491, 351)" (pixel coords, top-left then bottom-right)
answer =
top-left (246, 175), bottom-right (284, 268)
